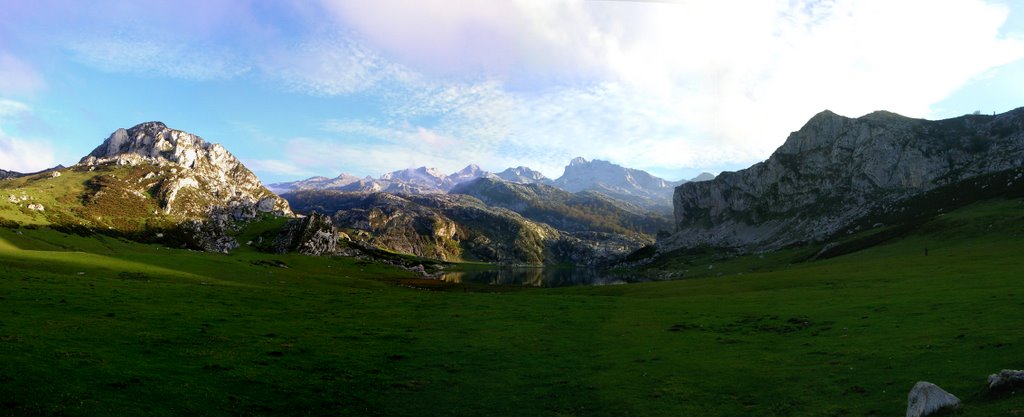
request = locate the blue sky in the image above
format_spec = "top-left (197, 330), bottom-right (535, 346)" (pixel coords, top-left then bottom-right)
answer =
top-left (1, 0), bottom-right (1023, 183)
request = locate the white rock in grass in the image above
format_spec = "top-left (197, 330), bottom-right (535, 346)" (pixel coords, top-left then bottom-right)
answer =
top-left (907, 381), bottom-right (960, 417)
top-left (988, 369), bottom-right (1024, 391)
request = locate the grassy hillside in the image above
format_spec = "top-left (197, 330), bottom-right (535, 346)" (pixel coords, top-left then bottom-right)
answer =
top-left (2, 198), bottom-right (1023, 416)
top-left (0, 165), bottom-right (203, 234)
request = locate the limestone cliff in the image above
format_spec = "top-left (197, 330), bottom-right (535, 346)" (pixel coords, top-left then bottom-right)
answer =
top-left (666, 108), bottom-right (1024, 251)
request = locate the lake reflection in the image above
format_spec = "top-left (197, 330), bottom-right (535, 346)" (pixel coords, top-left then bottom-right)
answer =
top-left (440, 267), bottom-right (645, 287)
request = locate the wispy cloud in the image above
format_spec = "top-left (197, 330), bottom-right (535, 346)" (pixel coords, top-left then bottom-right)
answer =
top-left (70, 37), bottom-right (251, 81)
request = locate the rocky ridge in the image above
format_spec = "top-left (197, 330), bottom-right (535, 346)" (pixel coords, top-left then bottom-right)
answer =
top-left (666, 108), bottom-right (1024, 252)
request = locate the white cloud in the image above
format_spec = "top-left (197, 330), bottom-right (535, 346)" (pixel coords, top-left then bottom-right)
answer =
top-left (301, 0), bottom-right (1024, 178)
top-left (0, 98), bottom-right (56, 173)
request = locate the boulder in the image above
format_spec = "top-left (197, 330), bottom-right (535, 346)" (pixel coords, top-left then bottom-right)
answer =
top-left (988, 369), bottom-right (1024, 392)
top-left (906, 381), bottom-right (960, 417)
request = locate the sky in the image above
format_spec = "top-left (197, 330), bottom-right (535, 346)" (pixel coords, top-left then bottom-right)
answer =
top-left (1, 0), bottom-right (1023, 183)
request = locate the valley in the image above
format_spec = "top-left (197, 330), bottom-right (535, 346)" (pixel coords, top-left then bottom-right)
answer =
top-left (2, 108), bottom-right (1023, 416)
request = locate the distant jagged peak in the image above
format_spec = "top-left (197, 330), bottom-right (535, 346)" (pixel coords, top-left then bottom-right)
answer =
top-left (381, 166), bottom-right (447, 181)
top-left (454, 163), bottom-right (483, 175)
top-left (496, 166), bottom-right (551, 184)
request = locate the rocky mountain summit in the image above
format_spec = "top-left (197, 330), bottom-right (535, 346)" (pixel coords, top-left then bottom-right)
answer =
top-left (665, 107), bottom-right (1024, 252)
top-left (81, 122), bottom-right (291, 219)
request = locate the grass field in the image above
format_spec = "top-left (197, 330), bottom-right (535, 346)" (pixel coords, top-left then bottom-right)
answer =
top-left (2, 198), bottom-right (1024, 416)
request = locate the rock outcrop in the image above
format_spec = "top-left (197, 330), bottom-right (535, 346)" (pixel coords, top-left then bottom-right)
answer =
top-left (80, 122), bottom-right (291, 219)
top-left (272, 212), bottom-right (338, 256)
top-left (906, 381), bottom-right (959, 417)
top-left (667, 108), bottom-right (1024, 252)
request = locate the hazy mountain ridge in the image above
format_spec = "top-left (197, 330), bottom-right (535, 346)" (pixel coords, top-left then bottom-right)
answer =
top-left (269, 164), bottom-right (496, 194)
top-left (664, 107), bottom-right (1024, 252)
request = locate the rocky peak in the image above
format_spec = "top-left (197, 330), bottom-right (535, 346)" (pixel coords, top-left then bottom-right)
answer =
top-left (496, 166), bottom-right (552, 185)
top-left (83, 121), bottom-right (214, 168)
top-left (447, 164), bottom-right (494, 186)
top-left (455, 164), bottom-right (482, 176)
top-left (79, 122), bottom-right (292, 218)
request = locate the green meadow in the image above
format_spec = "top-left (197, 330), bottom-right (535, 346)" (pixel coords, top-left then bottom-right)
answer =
top-left (2, 198), bottom-right (1024, 416)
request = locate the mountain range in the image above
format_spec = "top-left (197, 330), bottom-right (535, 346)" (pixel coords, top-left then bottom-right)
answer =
top-left (269, 158), bottom-right (713, 212)
top-left (4, 106), bottom-right (1022, 268)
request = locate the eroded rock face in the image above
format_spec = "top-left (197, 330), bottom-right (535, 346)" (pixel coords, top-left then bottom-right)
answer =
top-left (906, 381), bottom-right (959, 417)
top-left (272, 212), bottom-right (338, 256)
top-left (667, 108), bottom-right (1024, 252)
top-left (80, 122), bottom-right (292, 218)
